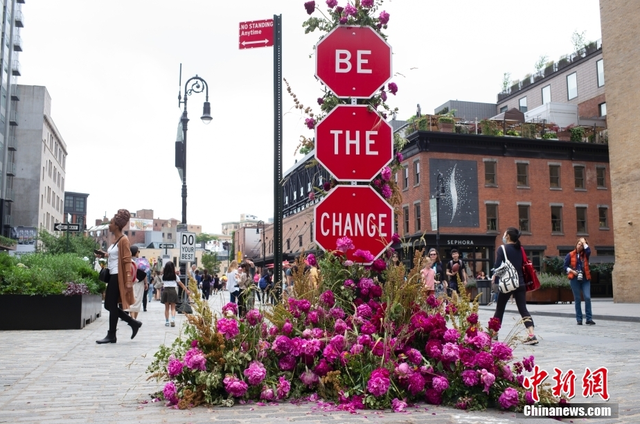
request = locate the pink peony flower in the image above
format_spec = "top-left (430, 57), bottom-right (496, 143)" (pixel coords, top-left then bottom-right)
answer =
top-left (522, 355), bottom-right (535, 373)
top-left (184, 347), bottom-right (207, 371)
top-left (391, 233), bottom-right (401, 244)
top-left (488, 317), bottom-right (502, 332)
top-left (334, 318), bottom-right (348, 334)
top-left (301, 337), bottom-right (321, 356)
top-left (443, 328), bottom-right (461, 343)
top-left (300, 369), bottom-right (319, 387)
top-left (479, 369), bottom-right (496, 394)
top-left (278, 354), bottom-right (296, 371)
top-left (191, 339), bottom-right (198, 348)
top-left (308, 191), bottom-right (315, 201)
top-left (344, 3), bottom-right (357, 16)
top-left (276, 376), bottom-right (291, 399)
top-left (381, 184), bottom-right (392, 199)
top-left (371, 258), bottom-right (387, 272)
top-left (260, 386), bottom-right (276, 401)
top-left (367, 368), bottom-right (391, 397)
top-left (272, 335), bottom-right (292, 354)
top-left (356, 303), bottom-right (373, 318)
top-left (223, 375), bottom-right (249, 397)
top-left (350, 343), bottom-right (364, 355)
top-left (317, 96), bottom-right (325, 104)
top-left (425, 388), bottom-right (442, 405)
top-left (357, 334), bottom-right (372, 346)
top-left (330, 307), bottom-right (346, 319)
top-left (525, 391), bottom-right (535, 404)
top-left (243, 361), bottom-right (267, 386)
top-left (381, 166), bottom-right (391, 181)
top-left (167, 357), bottom-right (184, 377)
top-left (354, 249), bottom-right (375, 262)
top-left (217, 318), bottom-right (239, 339)
top-left (314, 359), bottom-right (333, 377)
top-left (304, 1), bottom-right (315, 15)
top-left (441, 342), bottom-right (460, 362)
top-left (388, 82), bottom-right (398, 95)
top-left (461, 369), bottom-right (479, 386)
top-left (380, 90), bottom-right (388, 102)
top-left (297, 299), bottom-right (311, 312)
top-left (306, 253), bottom-right (318, 267)
top-left (475, 351), bottom-right (494, 370)
top-left (329, 334), bottom-right (345, 351)
top-left (498, 387), bottom-right (520, 409)
top-left (491, 342), bottom-right (514, 361)
top-left (246, 309), bottom-right (262, 326)
top-left (406, 348), bottom-right (422, 365)
top-left (466, 312), bottom-right (479, 324)
top-left (322, 343), bottom-right (341, 362)
top-left (221, 302), bottom-right (238, 316)
top-left (391, 397), bottom-right (407, 412)
top-left (361, 0), bottom-right (374, 7)
top-left (407, 372), bottom-right (426, 395)
top-left (319, 290), bottom-right (335, 307)
top-left (163, 381), bottom-right (178, 405)
top-left (378, 10), bottom-right (390, 25)
top-left (336, 236), bottom-right (355, 253)
top-left (396, 152), bottom-right (403, 162)
top-left (432, 376), bottom-right (449, 393)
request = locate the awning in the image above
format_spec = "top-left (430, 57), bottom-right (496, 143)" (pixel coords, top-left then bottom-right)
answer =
top-left (489, 108), bottom-right (525, 123)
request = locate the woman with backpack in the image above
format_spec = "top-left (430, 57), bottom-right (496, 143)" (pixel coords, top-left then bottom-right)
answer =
top-left (491, 227), bottom-right (538, 345)
top-left (161, 261), bottom-right (191, 327)
top-left (201, 269), bottom-right (212, 300)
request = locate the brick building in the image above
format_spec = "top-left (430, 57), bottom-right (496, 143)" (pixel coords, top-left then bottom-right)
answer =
top-left (395, 131), bottom-right (613, 295)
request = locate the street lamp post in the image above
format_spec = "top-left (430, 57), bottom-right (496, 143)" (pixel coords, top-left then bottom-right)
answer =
top-left (256, 220), bottom-right (266, 272)
top-left (435, 172), bottom-right (446, 254)
top-left (176, 74), bottom-right (213, 225)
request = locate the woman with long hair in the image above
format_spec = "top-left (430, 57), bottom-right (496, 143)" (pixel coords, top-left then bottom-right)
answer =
top-left (95, 209), bottom-right (142, 344)
top-left (161, 261), bottom-right (190, 327)
top-left (564, 237), bottom-right (594, 325)
top-left (492, 227), bottom-right (538, 345)
top-left (226, 260), bottom-right (240, 306)
top-left (426, 248), bottom-right (446, 298)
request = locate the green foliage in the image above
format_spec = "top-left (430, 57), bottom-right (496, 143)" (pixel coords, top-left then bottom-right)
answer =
top-left (0, 235), bottom-right (16, 247)
top-left (480, 119), bottom-right (500, 136)
top-left (534, 55), bottom-right (548, 72)
top-left (542, 132), bottom-right (557, 140)
top-left (571, 30), bottom-right (587, 52)
top-left (570, 126), bottom-right (586, 142)
top-left (196, 233), bottom-right (218, 244)
top-left (537, 272), bottom-right (570, 289)
top-left (506, 129), bottom-right (520, 136)
top-left (0, 253), bottom-right (103, 296)
top-left (590, 263), bottom-right (614, 280)
top-left (201, 251), bottom-right (221, 275)
top-left (36, 229), bottom-right (99, 258)
top-left (502, 72), bottom-right (511, 92)
top-left (521, 124), bottom-right (536, 139)
top-left (542, 256), bottom-right (565, 275)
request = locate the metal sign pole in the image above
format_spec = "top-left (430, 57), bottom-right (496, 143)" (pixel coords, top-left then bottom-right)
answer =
top-left (273, 14), bottom-right (283, 302)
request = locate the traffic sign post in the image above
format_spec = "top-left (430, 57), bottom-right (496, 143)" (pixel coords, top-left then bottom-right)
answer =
top-left (159, 243), bottom-right (175, 255)
top-left (315, 26), bottom-right (392, 98)
top-left (53, 223), bottom-right (81, 232)
top-left (179, 232), bottom-right (196, 264)
top-left (315, 104), bottom-right (393, 181)
top-left (314, 186), bottom-right (393, 264)
top-left (239, 19), bottom-right (274, 49)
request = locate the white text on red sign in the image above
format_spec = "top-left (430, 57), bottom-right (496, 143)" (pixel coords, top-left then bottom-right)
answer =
top-left (330, 130), bottom-right (379, 155)
top-left (335, 50), bottom-right (373, 74)
top-left (320, 212), bottom-right (389, 238)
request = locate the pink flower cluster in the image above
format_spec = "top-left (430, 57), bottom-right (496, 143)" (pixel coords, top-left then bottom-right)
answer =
top-left (217, 317), bottom-right (239, 339)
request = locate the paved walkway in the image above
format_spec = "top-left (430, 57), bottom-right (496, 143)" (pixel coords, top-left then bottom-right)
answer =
top-left (0, 293), bottom-right (636, 423)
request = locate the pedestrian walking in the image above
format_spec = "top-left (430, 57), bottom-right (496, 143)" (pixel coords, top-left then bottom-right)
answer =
top-left (445, 249), bottom-right (467, 296)
top-left (421, 250), bottom-right (437, 298)
top-left (564, 237), bottom-right (595, 325)
top-left (95, 209), bottom-right (142, 344)
top-left (492, 227), bottom-right (538, 345)
top-left (161, 261), bottom-right (190, 327)
top-left (127, 245), bottom-right (147, 320)
top-left (201, 269), bottom-right (212, 300)
top-left (226, 261), bottom-right (240, 306)
top-left (152, 271), bottom-right (163, 301)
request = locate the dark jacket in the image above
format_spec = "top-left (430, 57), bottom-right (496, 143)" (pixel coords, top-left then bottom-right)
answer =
top-left (494, 244), bottom-right (525, 291)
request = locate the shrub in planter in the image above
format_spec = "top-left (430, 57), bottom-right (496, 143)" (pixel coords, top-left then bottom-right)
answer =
top-left (570, 126), bottom-right (586, 142)
top-left (542, 132), bottom-right (558, 140)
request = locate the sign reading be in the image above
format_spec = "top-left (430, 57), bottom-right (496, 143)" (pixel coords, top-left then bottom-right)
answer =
top-left (179, 232), bottom-right (196, 263)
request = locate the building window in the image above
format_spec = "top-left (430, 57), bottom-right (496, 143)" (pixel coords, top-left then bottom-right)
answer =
top-left (518, 205), bottom-right (530, 233)
top-left (516, 162), bottom-right (529, 187)
top-left (403, 167), bottom-right (409, 189)
top-left (596, 59), bottom-right (605, 87)
top-left (414, 203), bottom-right (421, 231)
top-left (299, 235), bottom-right (303, 247)
top-left (596, 167), bottom-right (606, 188)
top-left (574, 166), bottom-right (585, 189)
top-left (551, 206), bottom-right (563, 233)
top-left (167, 233), bottom-right (172, 239)
top-left (542, 85), bottom-right (551, 104)
top-left (484, 160), bottom-right (497, 186)
top-left (499, 105), bottom-right (508, 113)
top-left (549, 165), bottom-right (561, 188)
top-left (403, 206), bottom-right (409, 234)
top-left (131, 231), bottom-right (136, 236)
top-left (486, 203), bottom-right (498, 232)
top-left (599, 207), bottom-right (609, 229)
top-left (599, 102), bottom-right (607, 117)
top-left (567, 72), bottom-right (578, 100)
top-left (413, 161), bottom-right (420, 185)
top-left (519, 97), bottom-right (527, 113)
top-left (286, 239), bottom-right (290, 250)
top-left (576, 207), bottom-right (588, 234)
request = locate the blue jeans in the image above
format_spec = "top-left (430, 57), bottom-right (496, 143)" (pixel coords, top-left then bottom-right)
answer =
top-left (570, 278), bottom-right (592, 322)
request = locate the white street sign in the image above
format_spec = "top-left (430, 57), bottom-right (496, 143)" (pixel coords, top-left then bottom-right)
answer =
top-left (179, 232), bottom-right (196, 263)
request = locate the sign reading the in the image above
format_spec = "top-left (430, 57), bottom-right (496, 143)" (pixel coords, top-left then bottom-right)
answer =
top-left (179, 232), bottom-right (196, 263)
top-left (53, 223), bottom-right (81, 232)
top-left (159, 243), bottom-right (175, 249)
top-left (315, 26), bottom-right (392, 98)
top-left (314, 186), bottom-right (393, 264)
top-left (239, 19), bottom-right (274, 50)
top-left (315, 105), bottom-right (393, 181)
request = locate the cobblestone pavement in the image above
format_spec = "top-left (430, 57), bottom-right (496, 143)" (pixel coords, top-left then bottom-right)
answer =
top-left (0, 293), bottom-right (636, 424)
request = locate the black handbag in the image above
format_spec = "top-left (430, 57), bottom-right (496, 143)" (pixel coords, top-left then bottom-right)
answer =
top-left (99, 267), bottom-right (110, 283)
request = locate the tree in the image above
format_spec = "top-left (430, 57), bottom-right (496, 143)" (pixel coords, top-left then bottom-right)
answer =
top-left (196, 233), bottom-right (217, 244)
top-left (36, 230), bottom-right (100, 258)
top-left (501, 72), bottom-right (511, 92)
top-left (534, 55), bottom-right (548, 73)
top-left (201, 251), bottom-right (221, 275)
top-left (571, 30), bottom-right (587, 52)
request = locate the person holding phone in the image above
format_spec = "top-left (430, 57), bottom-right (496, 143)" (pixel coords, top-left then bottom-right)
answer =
top-left (564, 238), bottom-right (594, 325)
top-left (95, 209), bottom-right (142, 344)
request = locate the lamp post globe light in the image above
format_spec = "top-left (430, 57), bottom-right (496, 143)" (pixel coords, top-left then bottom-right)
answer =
top-left (176, 74), bottom-right (213, 225)
top-left (256, 220), bottom-right (266, 271)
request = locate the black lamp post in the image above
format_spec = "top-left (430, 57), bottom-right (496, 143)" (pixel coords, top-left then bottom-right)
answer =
top-left (256, 220), bottom-right (266, 271)
top-left (177, 74), bottom-right (212, 225)
top-left (435, 172), bottom-right (446, 254)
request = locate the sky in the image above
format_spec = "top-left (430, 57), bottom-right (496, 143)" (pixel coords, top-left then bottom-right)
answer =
top-left (18, 0), bottom-right (602, 234)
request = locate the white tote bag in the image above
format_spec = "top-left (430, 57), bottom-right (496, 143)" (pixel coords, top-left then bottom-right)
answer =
top-left (492, 245), bottom-right (520, 294)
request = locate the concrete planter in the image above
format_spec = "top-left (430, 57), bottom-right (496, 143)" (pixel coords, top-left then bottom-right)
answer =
top-left (0, 294), bottom-right (102, 330)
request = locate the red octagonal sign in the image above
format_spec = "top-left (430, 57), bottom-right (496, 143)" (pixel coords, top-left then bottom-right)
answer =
top-left (314, 186), bottom-right (394, 264)
top-left (316, 105), bottom-right (393, 181)
top-left (316, 26), bottom-right (392, 99)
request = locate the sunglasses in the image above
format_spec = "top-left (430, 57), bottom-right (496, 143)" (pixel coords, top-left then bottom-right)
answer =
top-left (429, 253), bottom-right (437, 256)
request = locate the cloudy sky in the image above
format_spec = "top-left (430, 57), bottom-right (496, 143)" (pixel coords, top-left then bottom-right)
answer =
top-left (19, 0), bottom-right (602, 233)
